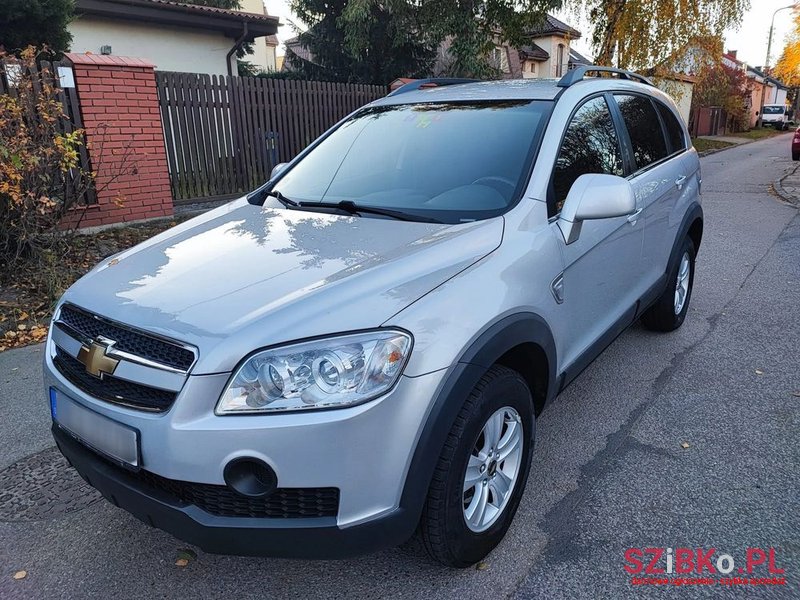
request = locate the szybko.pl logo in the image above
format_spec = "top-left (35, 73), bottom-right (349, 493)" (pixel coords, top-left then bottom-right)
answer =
top-left (625, 547), bottom-right (786, 586)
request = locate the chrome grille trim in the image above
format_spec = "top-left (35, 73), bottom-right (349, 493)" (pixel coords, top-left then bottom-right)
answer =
top-left (51, 322), bottom-right (186, 393)
top-left (49, 304), bottom-right (199, 411)
top-left (56, 303), bottom-right (198, 372)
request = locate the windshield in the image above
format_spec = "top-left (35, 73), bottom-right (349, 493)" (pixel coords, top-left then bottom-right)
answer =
top-left (273, 100), bottom-right (552, 223)
top-left (763, 106), bottom-right (785, 115)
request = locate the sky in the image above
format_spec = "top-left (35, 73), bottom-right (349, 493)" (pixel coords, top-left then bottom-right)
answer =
top-left (263, 0), bottom-right (797, 69)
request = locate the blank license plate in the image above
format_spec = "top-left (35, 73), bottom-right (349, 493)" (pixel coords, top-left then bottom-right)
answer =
top-left (52, 388), bottom-right (140, 467)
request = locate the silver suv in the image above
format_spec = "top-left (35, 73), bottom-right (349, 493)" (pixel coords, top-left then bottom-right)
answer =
top-left (44, 67), bottom-right (702, 568)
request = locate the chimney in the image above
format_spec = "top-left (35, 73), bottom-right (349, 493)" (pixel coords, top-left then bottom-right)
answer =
top-left (727, 49), bottom-right (737, 59)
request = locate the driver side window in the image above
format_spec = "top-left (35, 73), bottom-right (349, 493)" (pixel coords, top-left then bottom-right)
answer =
top-left (551, 96), bottom-right (624, 216)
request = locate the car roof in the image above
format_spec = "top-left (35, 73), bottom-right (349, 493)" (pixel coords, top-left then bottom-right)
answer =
top-left (371, 77), bottom-right (664, 107)
top-left (373, 79), bottom-right (564, 106)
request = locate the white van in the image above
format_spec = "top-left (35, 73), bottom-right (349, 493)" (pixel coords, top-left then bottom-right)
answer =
top-left (762, 104), bottom-right (790, 130)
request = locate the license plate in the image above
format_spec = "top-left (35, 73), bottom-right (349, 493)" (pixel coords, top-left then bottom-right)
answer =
top-left (51, 388), bottom-right (140, 467)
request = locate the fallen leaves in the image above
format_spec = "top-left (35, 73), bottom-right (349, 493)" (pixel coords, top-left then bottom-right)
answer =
top-left (13, 570), bottom-right (27, 580)
top-left (1, 325), bottom-right (48, 349)
top-left (175, 548), bottom-right (197, 568)
top-left (0, 216), bottom-right (192, 354)
top-left (475, 561), bottom-right (489, 571)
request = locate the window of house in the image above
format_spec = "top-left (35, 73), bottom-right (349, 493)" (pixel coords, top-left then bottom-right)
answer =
top-left (557, 44), bottom-right (565, 77)
top-left (492, 47), bottom-right (510, 74)
top-left (551, 96), bottom-right (624, 215)
top-left (614, 94), bottom-right (669, 171)
top-left (654, 101), bottom-right (686, 154)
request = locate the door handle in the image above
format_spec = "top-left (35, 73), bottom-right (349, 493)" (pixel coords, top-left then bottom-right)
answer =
top-left (627, 208), bottom-right (643, 224)
top-left (675, 175), bottom-right (688, 190)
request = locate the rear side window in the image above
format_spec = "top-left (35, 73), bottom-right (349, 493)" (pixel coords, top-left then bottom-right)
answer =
top-left (614, 94), bottom-right (668, 171)
top-left (655, 101), bottom-right (686, 154)
top-left (552, 96), bottom-right (624, 213)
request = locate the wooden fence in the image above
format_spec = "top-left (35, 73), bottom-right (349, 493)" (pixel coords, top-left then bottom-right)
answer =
top-left (0, 59), bottom-right (95, 204)
top-left (155, 73), bottom-right (386, 202)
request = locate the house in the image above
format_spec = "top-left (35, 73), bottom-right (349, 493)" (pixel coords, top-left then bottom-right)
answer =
top-left (286, 14), bottom-right (583, 81)
top-left (568, 48), bottom-right (593, 70)
top-left (723, 50), bottom-right (789, 127)
top-left (68, 0), bottom-right (280, 76)
top-left (238, 0), bottom-right (279, 72)
top-left (511, 15), bottom-right (583, 80)
top-left (646, 71), bottom-right (696, 124)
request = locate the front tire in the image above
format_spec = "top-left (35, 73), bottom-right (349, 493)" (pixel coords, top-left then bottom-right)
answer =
top-left (792, 151), bottom-right (799, 161)
top-left (420, 365), bottom-right (534, 567)
top-left (642, 237), bottom-right (696, 332)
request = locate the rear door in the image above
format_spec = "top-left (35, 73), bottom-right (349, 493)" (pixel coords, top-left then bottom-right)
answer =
top-left (612, 93), bottom-right (687, 293)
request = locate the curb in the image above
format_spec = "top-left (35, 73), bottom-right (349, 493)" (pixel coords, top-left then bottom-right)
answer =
top-left (772, 163), bottom-right (800, 207)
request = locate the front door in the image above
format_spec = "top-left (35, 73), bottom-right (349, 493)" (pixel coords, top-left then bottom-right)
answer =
top-left (547, 94), bottom-right (645, 373)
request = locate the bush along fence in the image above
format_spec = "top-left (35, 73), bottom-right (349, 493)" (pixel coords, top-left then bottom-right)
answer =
top-left (155, 73), bottom-right (386, 202)
top-left (0, 57), bottom-right (95, 205)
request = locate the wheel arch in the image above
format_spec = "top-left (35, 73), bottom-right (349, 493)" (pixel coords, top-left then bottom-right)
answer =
top-left (671, 203), bottom-right (703, 270)
top-left (398, 312), bottom-right (556, 531)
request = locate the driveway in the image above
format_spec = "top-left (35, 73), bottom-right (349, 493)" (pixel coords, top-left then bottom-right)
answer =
top-left (1, 134), bottom-right (798, 599)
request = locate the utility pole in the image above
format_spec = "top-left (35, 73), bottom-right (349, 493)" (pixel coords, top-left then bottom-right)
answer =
top-left (757, 3), bottom-right (796, 128)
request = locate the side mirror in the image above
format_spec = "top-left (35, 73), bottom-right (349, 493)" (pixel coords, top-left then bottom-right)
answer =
top-left (270, 162), bottom-right (288, 180)
top-left (557, 173), bottom-right (636, 244)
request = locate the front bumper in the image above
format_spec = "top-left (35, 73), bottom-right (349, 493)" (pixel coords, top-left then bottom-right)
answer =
top-left (53, 424), bottom-right (418, 558)
top-left (44, 334), bottom-right (449, 555)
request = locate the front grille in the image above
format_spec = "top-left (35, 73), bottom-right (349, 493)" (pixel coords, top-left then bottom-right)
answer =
top-left (134, 468), bottom-right (339, 518)
top-left (59, 305), bottom-right (195, 371)
top-left (53, 348), bottom-right (176, 412)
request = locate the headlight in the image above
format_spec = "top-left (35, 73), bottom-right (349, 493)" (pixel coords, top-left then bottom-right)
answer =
top-left (216, 330), bottom-right (412, 414)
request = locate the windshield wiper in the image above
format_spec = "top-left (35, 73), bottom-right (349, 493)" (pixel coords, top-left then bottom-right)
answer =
top-left (257, 189), bottom-right (299, 207)
top-left (298, 200), bottom-right (442, 223)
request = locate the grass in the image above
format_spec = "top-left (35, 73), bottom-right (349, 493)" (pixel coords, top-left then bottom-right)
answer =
top-left (691, 138), bottom-right (735, 153)
top-left (732, 127), bottom-right (793, 140)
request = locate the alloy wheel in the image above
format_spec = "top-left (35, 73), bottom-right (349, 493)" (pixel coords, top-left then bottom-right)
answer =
top-left (462, 406), bottom-right (523, 532)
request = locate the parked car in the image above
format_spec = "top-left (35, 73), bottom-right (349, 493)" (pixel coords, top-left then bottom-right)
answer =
top-left (793, 128), bottom-right (800, 160)
top-left (44, 68), bottom-right (703, 568)
top-left (762, 104), bottom-right (790, 130)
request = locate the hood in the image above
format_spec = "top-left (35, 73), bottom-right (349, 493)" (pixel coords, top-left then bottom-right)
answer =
top-left (63, 199), bottom-right (503, 374)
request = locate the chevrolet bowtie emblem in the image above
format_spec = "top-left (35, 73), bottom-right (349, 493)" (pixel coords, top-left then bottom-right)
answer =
top-left (77, 338), bottom-right (120, 378)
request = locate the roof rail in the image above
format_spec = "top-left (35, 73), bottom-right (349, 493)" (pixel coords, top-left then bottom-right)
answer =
top-left (557, 66), bottom-right (654, 88)
top-left (387, 78), bottom-right (479, 97)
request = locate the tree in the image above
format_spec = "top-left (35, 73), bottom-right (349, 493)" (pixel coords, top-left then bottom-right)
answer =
top-left (0, 0), bottom-right (74, 57)
top-left (288, 0), bottom-right (438, 84)
top-left (691, 60), bottom-right (751, 131)
top-left (574, 0), bottom-right (749, 70)
top-left (293, 0), bottom-right (563, 82)
top-left (775, 11), bottom-right (800, 88)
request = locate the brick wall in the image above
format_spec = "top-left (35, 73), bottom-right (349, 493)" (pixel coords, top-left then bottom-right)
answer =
top-left (64, 54), bottom-right (173, 228)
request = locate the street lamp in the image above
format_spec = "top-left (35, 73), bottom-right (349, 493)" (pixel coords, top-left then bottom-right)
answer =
top-left (757, 3), bottom-right (797, 128)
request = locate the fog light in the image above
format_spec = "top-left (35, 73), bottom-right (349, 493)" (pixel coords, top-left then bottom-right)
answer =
top-left (223, 457), bottom-right (277, 498)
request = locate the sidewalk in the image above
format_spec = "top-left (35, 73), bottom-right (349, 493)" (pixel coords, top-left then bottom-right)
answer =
top-left (775, 163), bottom-right (800, 206)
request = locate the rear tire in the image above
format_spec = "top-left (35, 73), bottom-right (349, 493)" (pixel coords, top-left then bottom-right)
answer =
top-left (642, 237), bottom-right (696, 332)
top-left (793, 152), bottom-right (799, 161)
top-left (420, 365), bottom-right (534, 568)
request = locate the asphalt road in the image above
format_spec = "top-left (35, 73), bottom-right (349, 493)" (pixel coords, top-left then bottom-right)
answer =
top-left (1, 134), bottom-right (798, 599)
